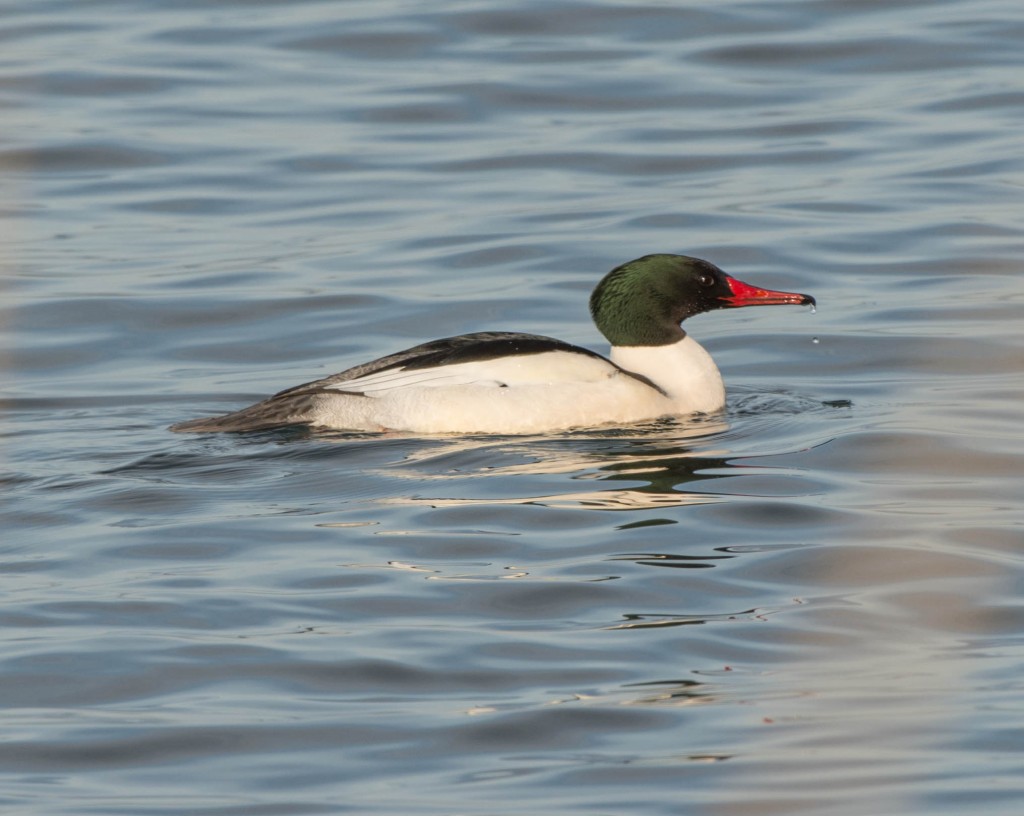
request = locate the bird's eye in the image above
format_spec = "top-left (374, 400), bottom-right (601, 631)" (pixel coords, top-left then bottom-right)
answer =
top-left (698, 273), bottom-right (714, 287)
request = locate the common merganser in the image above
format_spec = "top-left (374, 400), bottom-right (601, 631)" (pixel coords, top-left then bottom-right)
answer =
top-left (171, 254), bottom-right (814, 435)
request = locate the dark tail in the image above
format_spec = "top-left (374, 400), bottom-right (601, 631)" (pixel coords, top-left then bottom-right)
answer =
top-left (170, 391), bottom-right (323, 433)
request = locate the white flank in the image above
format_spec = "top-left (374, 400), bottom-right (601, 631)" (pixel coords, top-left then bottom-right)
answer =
top-left (303, 339), bottom-right (726, 434)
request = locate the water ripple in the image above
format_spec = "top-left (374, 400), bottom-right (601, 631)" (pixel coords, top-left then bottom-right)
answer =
top-left (4, 0), bottom-right (1024, 813)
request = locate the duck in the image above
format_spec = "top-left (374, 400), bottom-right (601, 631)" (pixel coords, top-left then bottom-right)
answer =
top-left (171, 254), bottom-right (814, 435)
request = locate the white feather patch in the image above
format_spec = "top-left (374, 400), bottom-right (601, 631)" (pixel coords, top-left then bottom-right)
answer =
top-left (323, 350), bottom-right (619, 395)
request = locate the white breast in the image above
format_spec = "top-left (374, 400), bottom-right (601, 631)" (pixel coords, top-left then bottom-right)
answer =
top-left (611, 335), bottom-right (725, 415)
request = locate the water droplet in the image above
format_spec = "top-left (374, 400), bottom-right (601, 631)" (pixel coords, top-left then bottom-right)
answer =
top-left (812, 337), bottom-right (820, 344)
top-left (809, 304), bottom-right (817, 314)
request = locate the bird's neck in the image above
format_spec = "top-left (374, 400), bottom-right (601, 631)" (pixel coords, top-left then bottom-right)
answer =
top-left (610, 335), bottom-right (725, 414)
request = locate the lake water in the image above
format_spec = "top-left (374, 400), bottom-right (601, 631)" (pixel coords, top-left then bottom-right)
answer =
top-left (3, 0), bottom-right (1023, 813)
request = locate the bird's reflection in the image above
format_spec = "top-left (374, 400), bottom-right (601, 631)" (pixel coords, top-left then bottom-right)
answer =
top-left (376, 416), bottom-right (746, 511)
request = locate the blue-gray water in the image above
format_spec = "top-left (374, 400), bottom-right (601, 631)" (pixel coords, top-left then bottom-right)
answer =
top-left (4, 1), bottom-right (1024, 813)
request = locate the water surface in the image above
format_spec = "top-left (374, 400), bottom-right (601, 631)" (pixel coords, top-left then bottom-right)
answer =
top-left (3, 1), bottom-right (1024, 814)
